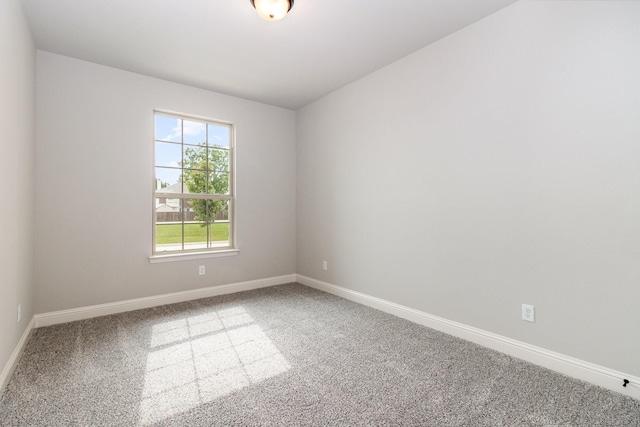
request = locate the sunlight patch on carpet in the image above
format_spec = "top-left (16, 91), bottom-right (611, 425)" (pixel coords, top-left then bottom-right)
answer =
top-left (139, 305), bottom-right (290, 425)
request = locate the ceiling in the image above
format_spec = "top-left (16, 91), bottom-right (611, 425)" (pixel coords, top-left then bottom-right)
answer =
top-left (21, 0), bottom-right (519, 110)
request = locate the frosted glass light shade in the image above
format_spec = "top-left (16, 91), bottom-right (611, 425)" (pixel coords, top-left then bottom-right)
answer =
top-left (251, 0), bottom-right (293, 22)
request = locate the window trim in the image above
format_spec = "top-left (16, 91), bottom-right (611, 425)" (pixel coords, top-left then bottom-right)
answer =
top-left (149, 249), bottom-right (239, 263)
top-left (151, 110), bottom-right (236, 260)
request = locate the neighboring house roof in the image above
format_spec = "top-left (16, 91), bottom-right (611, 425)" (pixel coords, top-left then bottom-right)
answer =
top-left (156, 203), bottom-right (179, 213)
top-left (158, 181), bottom-right (189, 194)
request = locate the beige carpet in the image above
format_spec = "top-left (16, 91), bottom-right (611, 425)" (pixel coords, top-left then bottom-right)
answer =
top-left (1, 283), bottom-right (639, 426)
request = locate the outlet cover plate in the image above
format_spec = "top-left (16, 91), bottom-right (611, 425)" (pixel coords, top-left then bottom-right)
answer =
top-left (522, 304), bottom-right (535, 322)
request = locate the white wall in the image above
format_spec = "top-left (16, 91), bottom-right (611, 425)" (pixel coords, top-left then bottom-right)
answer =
top-left (0, 0), bottom-right (36, 377)
top-left (296, 1), bottom-right (640, 376)
top-left (34, 52), bottom-right (296, 313)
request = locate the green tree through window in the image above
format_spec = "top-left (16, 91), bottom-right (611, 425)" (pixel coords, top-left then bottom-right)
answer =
top-left (182, 145), bottom-right (230, 226)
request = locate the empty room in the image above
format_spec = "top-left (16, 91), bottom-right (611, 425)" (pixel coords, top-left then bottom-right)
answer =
top-left (1, 0), bottom-right (639, 425)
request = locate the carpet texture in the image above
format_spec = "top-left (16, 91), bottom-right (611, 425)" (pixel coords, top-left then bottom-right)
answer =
top-left (1, 283), bottom-right (638, 426)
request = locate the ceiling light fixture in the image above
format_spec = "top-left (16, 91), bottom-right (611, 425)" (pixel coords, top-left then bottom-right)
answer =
top-left (250, 0), bottom-right (294, 22)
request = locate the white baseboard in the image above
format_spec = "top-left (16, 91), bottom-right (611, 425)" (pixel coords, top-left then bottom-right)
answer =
top-left (0, 316), bottom-right (35, 394)
top-left (296, 274), bottom-right (640, 401)
top-left (34, 274), bottom-right (296, 328)
top-left (20, 273), bottom-right (640, 402)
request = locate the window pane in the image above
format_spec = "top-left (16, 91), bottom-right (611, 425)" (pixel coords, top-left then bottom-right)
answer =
top-left (208, 172), bottom-right (229, 195)
top-left (184, 199), bottom-right (209, 250)
top-left (210, 148), bottom-right (229, 172)
top-left (186, 198), bottom-right (212, 227)
top-left (155, 115), bottom-right (182, 142)
top-left (212, 199), bottom-right (230, 222)
top-left (155, 197), bottom-right (183, 252)
top-left (184, 222), bottom-right (208, 251)
top-left (183, 145), bottom-right (207, 170)
top-left (155, 142), bottom-right (182, 168)
top-left (183, 169), bottom-right (207, 194)
top-left (210, 199), bottom-right (230, 247)
top-left (183, 120), bottom-right (206, 145)
top-left (208, 124), bottom-right (230, 148)
top-left (184, 199), bottom-right (207, 250)
top-left (155, 167), bottom-right (182, 192)
top-left (209, 221), bottom-right (229, 246)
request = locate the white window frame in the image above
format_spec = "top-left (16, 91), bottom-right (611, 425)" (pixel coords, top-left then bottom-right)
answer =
top-left (150, 111), bottom-right (237, 263)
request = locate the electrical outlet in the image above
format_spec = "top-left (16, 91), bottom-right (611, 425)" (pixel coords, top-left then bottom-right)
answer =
top-left (322, 260), bottom-right (328, 271)
top-left (522, 304), bottom-right (535, 322)
top-left (17, 304), bottom-right (22, 323)
top-left (199, 265), bottom-right (205, 276)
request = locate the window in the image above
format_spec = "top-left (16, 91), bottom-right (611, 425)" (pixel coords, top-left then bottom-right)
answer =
top-left (153, 112), bottom-right (234, 256)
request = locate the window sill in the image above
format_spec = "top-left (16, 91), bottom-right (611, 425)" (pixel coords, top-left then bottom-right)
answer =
top-left (149, 249), bottom-right (239, 263)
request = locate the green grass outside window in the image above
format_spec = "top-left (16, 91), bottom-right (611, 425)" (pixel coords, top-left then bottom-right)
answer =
top-left (156, 223), bottom-right (229, 244)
